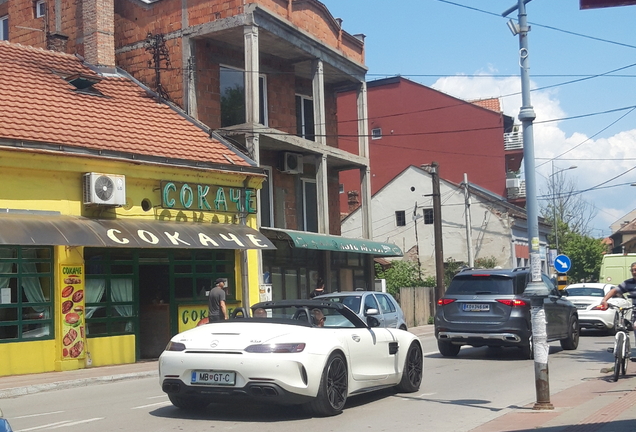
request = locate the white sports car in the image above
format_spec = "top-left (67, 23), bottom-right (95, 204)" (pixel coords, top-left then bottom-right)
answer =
top-left (159, 300), bottom-right (423, 416)
top-left (564, 283), bottom-right (633, 334)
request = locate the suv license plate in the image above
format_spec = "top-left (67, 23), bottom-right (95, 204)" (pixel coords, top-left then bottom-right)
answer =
top-left (191, 370), bottom-right (236, 386)
top-left (462, 303), bottom-right (490, 312)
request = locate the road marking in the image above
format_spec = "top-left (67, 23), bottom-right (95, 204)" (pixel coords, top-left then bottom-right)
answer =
top-left (131, 401), bottom-right (172, 410)
top-left (13, 411), bottom-right (64, 419)
top-left (147, 395), bottom-right (168, 399)
top-left (48, 418), bottom-right (104, 428)
top-left (15, 421), bottom-right (71, 431)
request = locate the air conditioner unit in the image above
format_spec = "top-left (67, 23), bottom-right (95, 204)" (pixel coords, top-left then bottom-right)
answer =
top-left (506, 178), bottom-right (521, 189)
top-left (281, 152), bottom-right (303, 174)
top-left (83, 173), bottom-right (126, 206)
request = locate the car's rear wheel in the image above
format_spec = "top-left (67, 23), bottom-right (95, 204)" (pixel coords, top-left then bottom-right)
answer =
top-left (609, 313), bottom-right (619, 336)
top-left (396, 342), bottom-right (423, 393)
top-left (438, 340), bottom-right (460, 357)
top-left (168, 394), bottom-right (209, 410)
top-left (560, 315), bottom-right (580, 350)
top-left (308, 352), bottom-right (348, 416)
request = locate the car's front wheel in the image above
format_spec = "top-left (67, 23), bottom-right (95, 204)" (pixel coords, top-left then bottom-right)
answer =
top-left (438, 340), bottom-right (460, 357)
top-left (308, 352), bottom-right (348, 416)
top-left (168, 394), bottom-right (209, 410)
top-left (396, 342), bottom-right (423, 393)
top-left (560, 315), bottom-right (580, 350)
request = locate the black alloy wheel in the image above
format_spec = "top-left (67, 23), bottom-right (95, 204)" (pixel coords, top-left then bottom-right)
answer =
top-left (308, 353), bottom-right (348, 416)
top-left (396, 342), bottom-right (423, 392)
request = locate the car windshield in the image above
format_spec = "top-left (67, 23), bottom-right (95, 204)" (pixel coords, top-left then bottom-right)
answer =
top-left (249, 304), bottom-right (358, 328)
top-left (320, 295), bottom-right (362, 312)
top-left (565, 287), bottom-right (605, 297)
top-left (446, 275), bottom-right (514, 295)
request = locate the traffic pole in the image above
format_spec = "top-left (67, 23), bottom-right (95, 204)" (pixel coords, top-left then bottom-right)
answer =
top-left (503, 0), bottom-right (553, 410)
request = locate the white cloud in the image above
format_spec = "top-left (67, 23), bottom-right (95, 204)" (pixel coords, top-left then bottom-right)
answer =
top-left (431, 75), bottom-right (636, 237)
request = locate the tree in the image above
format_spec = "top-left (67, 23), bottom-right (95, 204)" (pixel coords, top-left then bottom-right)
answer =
top-left (559, 229), bottom-right (605, 282)
top-left (375, 261), bottom-right (434, 297)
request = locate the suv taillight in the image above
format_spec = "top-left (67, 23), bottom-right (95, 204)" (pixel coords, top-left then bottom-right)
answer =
top-left (496, 299), bottom-right (528, 307)
top-left (437, 298), bottom-right (456, 306)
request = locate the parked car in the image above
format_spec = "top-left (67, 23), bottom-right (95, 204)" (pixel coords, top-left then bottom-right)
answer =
top-left (563, 283), bottom-right (632, 334)
top-left (159, 300), bottom-right (423, 416)
top-left (314, 291), bottom-right (408, 330)
top-left (0, 408), bottom-right (13, 432)
top-left (435, 268), bottom-right (579, 358)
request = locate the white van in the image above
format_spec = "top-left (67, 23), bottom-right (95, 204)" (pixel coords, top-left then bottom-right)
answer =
top-left (599, 253), bottom-right (636, 284)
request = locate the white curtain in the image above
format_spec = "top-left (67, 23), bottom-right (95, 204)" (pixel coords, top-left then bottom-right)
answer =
top-left (0, 248), bottom-right (13, 291)
top-left (111, 278), bottom-right (133, 332)
top-left (21, 249), bottom-right (48, 318)
top-left (85, 279), bottom-right (106, 319)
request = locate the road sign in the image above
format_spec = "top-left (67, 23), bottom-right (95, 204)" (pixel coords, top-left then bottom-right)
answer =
top-left (554, 254), bottom-right (571, 273)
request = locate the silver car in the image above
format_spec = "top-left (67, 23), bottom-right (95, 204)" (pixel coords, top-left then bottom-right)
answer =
top-left (314, 291), bottom-right (408, 330)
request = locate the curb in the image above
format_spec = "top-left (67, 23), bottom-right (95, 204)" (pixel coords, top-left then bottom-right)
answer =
top-left (0, 370), bottom-right (158, 399)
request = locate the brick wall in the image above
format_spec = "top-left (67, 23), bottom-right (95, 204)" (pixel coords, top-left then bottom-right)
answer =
top-left (83, 0), bottom-right (114, 67)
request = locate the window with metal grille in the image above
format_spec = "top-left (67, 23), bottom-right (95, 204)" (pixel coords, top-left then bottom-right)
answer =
top-left (395, 210), bottom-right (406, 226)
top-left (423, 208), bottom-right (434, 225)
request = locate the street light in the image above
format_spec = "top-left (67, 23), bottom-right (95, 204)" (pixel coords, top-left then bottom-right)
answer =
top-left (549, 161), bottom-right (577, 254)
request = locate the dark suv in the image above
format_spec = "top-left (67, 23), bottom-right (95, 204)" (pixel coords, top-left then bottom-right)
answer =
top-left (434, 268), bottom-right (579, 358)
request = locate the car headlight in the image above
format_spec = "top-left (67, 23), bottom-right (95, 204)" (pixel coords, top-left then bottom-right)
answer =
top-left (165, 341), bottom-right (186, 351)
top-left (244, 343), bottom-right (306, 353)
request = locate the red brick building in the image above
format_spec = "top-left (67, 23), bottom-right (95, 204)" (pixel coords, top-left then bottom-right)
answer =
top-left (337, 77), bottom-right (524, 215)
top-left (1, 0), bottom-right (402, 296)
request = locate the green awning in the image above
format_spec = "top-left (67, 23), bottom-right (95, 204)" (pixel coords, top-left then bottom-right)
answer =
top-left (261, 228), bottom-right (402, 257)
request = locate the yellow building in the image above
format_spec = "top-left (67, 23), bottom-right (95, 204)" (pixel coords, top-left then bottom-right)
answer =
top-left (0, 41), bottom-right (273, 376)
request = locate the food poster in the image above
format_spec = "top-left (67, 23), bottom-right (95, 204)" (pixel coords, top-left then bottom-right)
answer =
top-left (60, 265), bottom-right (86, 359)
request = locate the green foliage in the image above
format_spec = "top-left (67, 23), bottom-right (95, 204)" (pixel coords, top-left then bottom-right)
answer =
top-left (444, 257), bottom-right (464, 288)
top-left (375, 261), bottom-right (431, 296)
top-left (475, 256), bottom-right (497, 269)
top-left (559, 231), bottom-right (605, 282)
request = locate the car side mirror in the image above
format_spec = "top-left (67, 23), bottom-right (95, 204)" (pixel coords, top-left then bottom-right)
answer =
top-left (365, 308), bottom-right (379, 316)
top-left (367, 316), bottom-right (380, 327)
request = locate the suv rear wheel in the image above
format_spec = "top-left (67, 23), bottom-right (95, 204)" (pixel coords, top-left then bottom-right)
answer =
top-left (438, 340), bottom-right (460, 357)
top-left (560, 315), bottom-right (579, 350)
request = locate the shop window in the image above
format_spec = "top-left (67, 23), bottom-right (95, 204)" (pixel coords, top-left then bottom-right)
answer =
top-left (296, 95), bottom-right (315, 141)
top-left (220, 66), bottom-right (267, 127)
top-left (1, 16), bottom-right (8, 41)
top-left (0, 246), bottom-right (54, 342)
top-left (423, 208), bottom-right (434, 225)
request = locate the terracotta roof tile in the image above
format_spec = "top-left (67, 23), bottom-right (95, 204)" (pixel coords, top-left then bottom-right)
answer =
top-left (470, 98), bottom-right (501, 113)
top-left (0, 41), bottom-right (252, 168)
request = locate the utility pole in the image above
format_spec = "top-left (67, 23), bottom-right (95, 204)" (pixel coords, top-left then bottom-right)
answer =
top-left (503, 0), bottom-right (553, 410)
top-left (423, 162), bottom-right (445, 304)
top-left (463, 173), bottom-right (474, 268)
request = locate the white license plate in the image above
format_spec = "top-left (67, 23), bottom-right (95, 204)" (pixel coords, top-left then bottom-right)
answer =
top-left (462, 303), bottom-right (490, 312)
top-left (191, 370), bottom-right (236, 386)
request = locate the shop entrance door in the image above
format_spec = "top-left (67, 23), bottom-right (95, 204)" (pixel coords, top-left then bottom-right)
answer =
top-left (139, 264), bottom-right (170, 359)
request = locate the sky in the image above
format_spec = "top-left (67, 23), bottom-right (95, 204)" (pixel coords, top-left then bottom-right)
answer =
top-left (321, 0), bottom-right (636, 238)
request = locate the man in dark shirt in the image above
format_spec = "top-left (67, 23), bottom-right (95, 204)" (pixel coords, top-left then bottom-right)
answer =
top-left (208, 278), bottom-right (227, 322)
top-left (602, 262), bottom-right (636, 359)
top-left (309, 277), bottom-right (325, 298)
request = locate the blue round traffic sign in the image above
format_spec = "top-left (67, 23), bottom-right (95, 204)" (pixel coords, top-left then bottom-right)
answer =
top-left (554, 254), bottom-right (571, 273)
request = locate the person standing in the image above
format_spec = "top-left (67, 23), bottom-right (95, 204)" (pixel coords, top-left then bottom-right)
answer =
top-left (601, 262), bottom-right (636, 358)
top-left (208, 278), bottom-right (227, 322)
top-left (309, 277), bottom-right (325, 298)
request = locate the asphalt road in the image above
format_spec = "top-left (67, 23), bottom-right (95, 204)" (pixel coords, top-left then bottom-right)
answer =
top-left (1, 331), bottom-right (618, 432)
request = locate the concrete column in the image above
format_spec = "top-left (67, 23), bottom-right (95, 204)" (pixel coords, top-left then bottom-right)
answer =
top-left (312, 59), bottom-right (329, 233)
top-left (244, 25), bottom-right (259, 125)
top-left (316, 155), bottom-right (329, 233)
top-left (357, 82), bottom-right (372, 239)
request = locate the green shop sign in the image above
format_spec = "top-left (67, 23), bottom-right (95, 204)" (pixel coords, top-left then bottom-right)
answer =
top-left (161, 181), bottom-right (257, 214)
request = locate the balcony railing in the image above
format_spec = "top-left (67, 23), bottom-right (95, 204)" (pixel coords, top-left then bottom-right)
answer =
top-left (504, 132), bottom-right (523, 150)
top-left (507, 180), bottom-right (526, 199)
